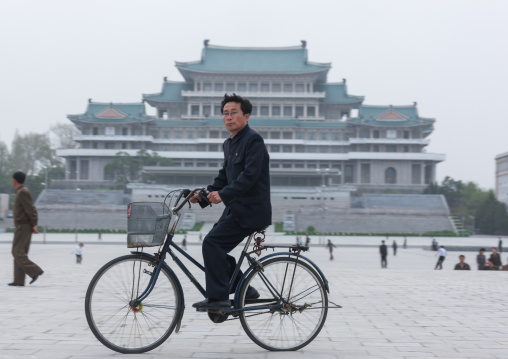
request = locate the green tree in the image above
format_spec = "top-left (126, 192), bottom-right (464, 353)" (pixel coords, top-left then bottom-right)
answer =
top-left (475, 191), bottom-right (508, 235)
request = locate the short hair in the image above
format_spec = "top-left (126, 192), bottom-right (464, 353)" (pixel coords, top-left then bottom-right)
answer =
top-left (480, 248), bottom-right (486, 252)
top-left (12, 171), bottom-right (26, 184)
top-left (220, 93), bottom-right (252, 115)
top-left (459, 255), bottom-right (465, 259)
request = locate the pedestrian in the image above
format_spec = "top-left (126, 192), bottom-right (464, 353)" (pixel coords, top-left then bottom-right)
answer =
top-left (98, 230), bottom-right (102, 240)
top-left (476, 248), bottom-right (486, 270)
top-left (199, 232), bottom-right (203, 242)
top-left (72, 243), bottom-right (84, 264)
top-left (489, 247), bottom-right (502, 270)
top-left (434, 245), bottom-right (447, 270)
top-left (454, 255), bottom-right (471, 270)
top-left (326, 239), bottom-right (336, 260)
top-left (190, 93), bottom-right (271, 311)
top-left (380, 240), bottom-right (388, 268)
top-left (392, 240), bottom-right (398, 256)
top-left (182, 235), bottom-right (187, 250)
top-left (499, 237), bottom-right (503, 253)
top-left (8, 171), bottom-right (44, 286)
top-left (305, 235), bottom-right (311, 250)
top-left (431, 238), bottom-right (438, 251)
top-left (403, 237), bottom-right (407, 249)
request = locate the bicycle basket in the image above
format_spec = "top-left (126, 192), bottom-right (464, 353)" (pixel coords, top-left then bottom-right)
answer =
top-left (127, 202), bottom-right (171, 248)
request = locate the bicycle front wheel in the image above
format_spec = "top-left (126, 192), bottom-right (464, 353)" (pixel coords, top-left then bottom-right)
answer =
top-left (238, 257), bottom-right (328, 351)
top-left (85, 254), bottom-right (183, 354)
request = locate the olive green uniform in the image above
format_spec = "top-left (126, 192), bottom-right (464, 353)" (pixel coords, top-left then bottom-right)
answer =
top-left (11, 185), bottom-right (43, 285)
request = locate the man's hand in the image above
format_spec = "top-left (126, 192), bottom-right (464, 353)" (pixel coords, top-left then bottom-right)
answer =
top-left (33, 226), bottom-right (39, 234)
top-left (207, 191), bottom-right (222, 204)
top-left (189, 193), bottom-right (201, 204)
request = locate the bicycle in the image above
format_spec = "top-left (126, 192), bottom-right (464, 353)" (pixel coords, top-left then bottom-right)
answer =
top-left (85, 187), bottom-right (334, 354)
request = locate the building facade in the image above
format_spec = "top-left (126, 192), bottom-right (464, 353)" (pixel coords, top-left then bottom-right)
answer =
top-left (57, 41), bottom-right (444, 193)
top-left (495, 152), bottom-right (508, 206)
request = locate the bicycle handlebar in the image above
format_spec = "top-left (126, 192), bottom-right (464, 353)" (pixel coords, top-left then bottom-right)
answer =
top-left (172, 187), bottom-right (207, 213)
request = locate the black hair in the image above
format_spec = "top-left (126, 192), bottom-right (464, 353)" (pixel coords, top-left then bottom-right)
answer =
top-left (220, 93), bottom-right (252, 115)
top-left (12, 171), bottom-right (26, 184)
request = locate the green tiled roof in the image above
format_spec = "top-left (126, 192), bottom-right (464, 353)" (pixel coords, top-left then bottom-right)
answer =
top-left (68, 102), bottom-right (155, 124)
top-left (176, 44), bottom-right (330, 80)
top-left (320, 82), bottom-right (364, 104)
top-left (143, 81), bottom-right (191, 102)
top-left (348, 105), bottom-right (435, 127)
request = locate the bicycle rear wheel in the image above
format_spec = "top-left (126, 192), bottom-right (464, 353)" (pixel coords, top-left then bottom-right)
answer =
top-left (238, 257), bottom-right (328, 351)
top-left (85, 254), bottom-right (183, 354)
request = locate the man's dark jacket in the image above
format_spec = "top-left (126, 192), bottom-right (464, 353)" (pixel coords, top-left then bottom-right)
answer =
top-left (208, 124), bottom-right (272, 229)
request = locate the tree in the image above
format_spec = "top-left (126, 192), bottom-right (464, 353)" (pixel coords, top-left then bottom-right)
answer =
top-left (104, 150), bottom-right (174, 187)
top-left (0, 140), bottom-right (13, 193)
top-left (50, 122), bottom-right (80, 149)
top-left (10, 132), bottom-right (53, 176)
top-left (475, 191), bottom-right (508, 235)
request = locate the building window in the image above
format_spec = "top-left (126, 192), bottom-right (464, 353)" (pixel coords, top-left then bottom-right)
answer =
top-left (282, 162), bottom-right (292, 168)
top-left (272, 106), bottom-right (281, 116)
top-left (272, 83), bottom-right (281, 92)
top-left (359, 129), bottom-right (369, 138)
top-left (296, 132), bottom-right (303, 140)
top-left (373, 130), bottom-right (380, 138)
top-left (261, 83), bottom-right (269, 92)
top-left (332, 146), bottom-right (340, 153)
top-left (283, 131), bottom-right (293, 139)
top-left (308, 146), bottom-right (316, 153)
top-left (175, 131), bottom-right (182, 139)
top-left (361, 163), bottom-right (370, 184)
top-left (259, 131), bottom-right (268, 138)
top-left (404, 130), bottom-right (410, 139)
top-left (174, 145), bottom-right (182, 151)
top-left (260, 106), bottom-right (269, 116)
top-left (270, 132), bottom-right (280, 139)
top-left (197, 144), bottom-right (206, 151)
top-left (122, 128), bottom-right (128, 136)
top-left (191, 105), bottom-right (199, 116)
top-left (92, 142), bottom-right (98, 149)
top-left (214, 105), bottom-right (222, 116)
top-left (345, 165), bottom-right (354, 183)
top-left (162, 145), bottom-right (169, 151)
top-left (150, 130), bottom-right (159, 138)
top-left (386, 129), bottom-right (397, 139)
top-left (359, 145), bottom-right (370, 152)
top-left (251, 106), bottom-right (257, 116)
top-left (295, 163), bottom-right (304, 168)
top-left (385, 167), bottom-right (397, 184)
top-left (284, 84), bottom-right (293, 92)
top-left (307, 106), bottom-right (315, 117)
top-left (198, 131), bottom-right (206, 138)
top-left (105, 142), bottom-right (115, 149)
top-left (187, 131), bottom-right (194, 139)
top-left (186, 145), bottom-right (194, 151)
top-left (295, 83), bottom-right (304, 92)
top-left (80, 160), bottom-right (89, 180)
top-left (92, 127), bottom-right (99, 135)
top-left (203, 105), bottom-right (211, 117)
top-left (295, 145), bottom-right (304, 153)
top-left (319, 146), bottom-right (328, 153)
top-left (373, 145), bottom-right (379, 152)
top-left (83, 127), bottom-right (90, 135)
top-left (249, 83), bottom-right (258, 92)
top-left (226, 82), bottom-right (235, 92)
top-left (386, 145), bottom-right (397, 152)
top-left (308, 132), bottom-right (315, 140)
top-left (271, 145), bottom-right (280, 152)
top-left (404, 145), bottom-right (409, 152)
top-left (214, 82), bottom-right (224, 92)
top-left (295, 106), bottom-right (304, 117)
top-left (283, 106), bottom-right (292, 117)
top-left (283, 145), bottom-right (292, 153)
top-left (203, 82), bottom-right (212, 91)
top-left (122, 143), bottom-right (128, 149)
top-left (321, 132), bottom-right (328, 141)
top-left (412, 164), bottom-right (421, 184)
top-left (209, 131), bottom-right (219, 138)
top-left (83, 142), bottom-right (90, 149)
top-left (209, 144), bottom-right (219, 151)
top-left (237, 82), bottom-right (246, 92)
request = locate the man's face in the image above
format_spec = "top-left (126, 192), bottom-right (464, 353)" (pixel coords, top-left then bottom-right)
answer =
top-left (222, 102), bottom-right (249, 136)
top-left (492, 248), bottom-right (498, 254)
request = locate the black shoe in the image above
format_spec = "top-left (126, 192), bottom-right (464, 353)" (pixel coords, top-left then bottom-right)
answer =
top-left (30, 271), bottom-right (44, 285)
top-left (192, 299), bottom-right (231, 312)
top-left (8, 282), bottom-right (24, 287)
top-left (245, 286), bottom-right (260, 300)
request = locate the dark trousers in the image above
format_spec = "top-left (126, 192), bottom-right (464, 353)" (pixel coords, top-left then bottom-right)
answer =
top-left (202, 210), bottom-right (255, 301)
top-left (12, 224), bottom-right (43, 285)
top-left (381, 255), bottom-right (387, 268)
top-left (435, 256), bottom-right (445, 270)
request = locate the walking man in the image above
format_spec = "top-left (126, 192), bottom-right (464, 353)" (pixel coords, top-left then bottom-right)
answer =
top-left (435, 245), bottom-right (447, 270)
top-left (190, 93), bottom-right (271, 311)
top-left (380, 240), bottom-right (388, 268)
top-left (9, 171), bottom-right (44, 286)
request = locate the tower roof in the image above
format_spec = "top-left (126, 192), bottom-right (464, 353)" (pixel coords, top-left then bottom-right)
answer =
top-left (68, 101), bottom-right (155, 124)
top-left (348, 104), bottom-right (435, 127)
top-left (175, 41), bottom-right (331, 81)
top-left (143, 81), bottom-right (192, 104)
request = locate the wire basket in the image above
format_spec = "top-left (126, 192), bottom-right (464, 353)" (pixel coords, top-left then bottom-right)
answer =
top-left (127, 202), bottom-right (171, 248)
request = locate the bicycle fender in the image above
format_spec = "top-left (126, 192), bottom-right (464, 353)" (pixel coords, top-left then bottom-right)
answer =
top-left (234, 252), bottom-right (329, 308)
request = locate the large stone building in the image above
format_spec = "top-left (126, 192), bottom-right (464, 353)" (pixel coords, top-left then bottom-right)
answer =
top-left (495, 151), bottom-right (508, 206)
top-left (57, 41), bottom-right (444, 193)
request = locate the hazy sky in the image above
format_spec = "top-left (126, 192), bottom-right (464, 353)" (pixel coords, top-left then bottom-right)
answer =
top-left (1, 0), bottom-right (507, 189)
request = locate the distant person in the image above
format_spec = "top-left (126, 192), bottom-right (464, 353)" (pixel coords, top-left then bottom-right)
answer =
top-left (403, 237), bottom-right (407, 249)
top-left (489, 247), bottom-right (502, 270)
top-left (8, 171), bottom-right (44, 286)
top-left (199, 233), bottom-right (203, 242)
top-left (98, 230), bottom-right (102, 240)
top-left (379, 240), bottom-right (388, 268)
top-left (499, 237), bottom-right (503, 253)
top-left (476, 248), bottom-right (486, 270)
top-left (454, 255), bottom-right (471, 270)
top-left (392, 240), bottom-right (398, 256)
top-left (431, 238), bottom-right (438, 251)
top-left (326, 239), bottom-right (336, 260)
top-left (305, 235), bottom-right (311, 250)
top-left (72, 243), bottom-right (84, 264)
top-left (434, 245), bottom-right (447, 270)
top-left (182, 235), bottom-right (187, 250)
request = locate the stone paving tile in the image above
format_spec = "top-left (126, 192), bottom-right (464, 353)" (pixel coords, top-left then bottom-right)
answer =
top-left (1, 237), bottom-right (508, 358)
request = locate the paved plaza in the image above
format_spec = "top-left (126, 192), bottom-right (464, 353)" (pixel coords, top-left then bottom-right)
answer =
top-left (1, 232), bottom-right (507, 359)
